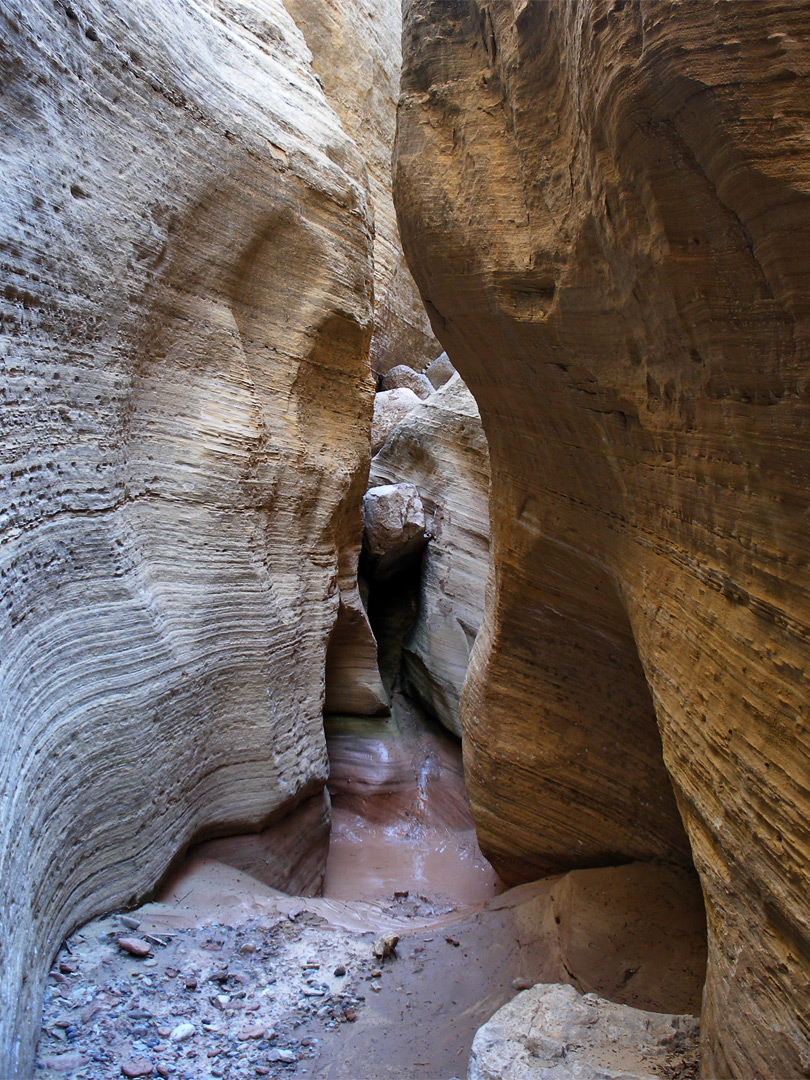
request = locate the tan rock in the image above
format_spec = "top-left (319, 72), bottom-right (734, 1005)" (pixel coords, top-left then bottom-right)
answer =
top-left (396, 1), bottom-right (810, 1074)
top-left (424, 352), bottom-right (456, 390)
top-left (283, 0), bottom-right (439, 374)
top-left (370, 375), bottom-right (490, 737)
top-left (0, 1), bottom-right (373, 1075)
top-left (371, 388), bottom-right (422, 454)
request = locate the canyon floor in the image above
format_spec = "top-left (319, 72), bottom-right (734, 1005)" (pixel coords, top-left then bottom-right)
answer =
top-left (36, 702), bottom-right (706, 1080)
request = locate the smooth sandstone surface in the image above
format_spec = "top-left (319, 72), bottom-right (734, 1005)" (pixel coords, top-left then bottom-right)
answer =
top-left (0, 1), bottom-right (374, 1075)
top-left (370, 374), bottom-right (490, 737)
top-left (395, 2), bottom-right (810, 1075)
top-left (283, 0), bottom-right (439, 375)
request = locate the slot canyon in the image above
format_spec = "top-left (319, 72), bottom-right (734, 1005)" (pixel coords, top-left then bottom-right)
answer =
top-left (1, 1), bottom-right (808, 1078)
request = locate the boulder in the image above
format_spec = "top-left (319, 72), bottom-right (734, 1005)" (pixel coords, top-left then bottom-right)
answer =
top-left (371, 387), bottom-right (422, 454)
top-left (380, 364), bottom-right (434, 400)
top-left (370, 375), bottom-right (489, 737)
top-left (425, 352), bottom-right (456, 390)
top-left (363, 484), bottom-right (428, 581)
top-left (396, 1), bottom-right (810, 1073)
top-left (0, 1), bottom-right (373, 1074)
top-left (468, 983), bottom-right (699, 1080)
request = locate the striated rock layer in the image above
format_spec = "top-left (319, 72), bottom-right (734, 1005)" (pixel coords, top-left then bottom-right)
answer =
top-left (0, 1), bottom-right (374, 1075)
top-left (396, 1), bottom-right (810, 1075)
top-left (284, 0), bottom-right (439, 375)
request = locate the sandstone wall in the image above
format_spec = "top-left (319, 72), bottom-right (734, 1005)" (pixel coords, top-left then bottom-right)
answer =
top-left (395, 2), bottom-right (810, 1075)
top-left (283, 0), bottom-right (439, 375)
top-left (0, 1), bottom-right (374, 1074)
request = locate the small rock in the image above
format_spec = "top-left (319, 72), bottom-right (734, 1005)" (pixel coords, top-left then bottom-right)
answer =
top-left (333, 965), bottom-right (346, 977)
top-left (239, 943), bottom-right (257, 954)
top-left (256, 1068), bottom-right (270, 1077)
top-left (119, 915), bottom-right (142, 930)
top-left (370, 981), bottom-right (382, 993)
top-left (372, 933), bottom-right (399, 960)
top-left (511, 977), bottom-right (534, 991)
top-left (121, 1058), bottom-right (154, 1078)
top-left (144, 959), bottom-right (158, 968)
top-left (370, 968), bottom-right (382, 978)
top-left (238, 1024), bottom-right (266, 1041)
top-left (393, 890), bottom-right (409, 899)
top-left (445, 936), bottom-right (460, 947)
top-left (184, 978), bottom-right (197, 990)
top-left (43, 1052), bottom-right (91, 1071)
top-left (342, 1008), bottom-right (357, 1022)
top-left (170, 1023), bottom-right (195, 1042)
top-left (267, 1048), bottom-right (297, 1064)
top-left (156, 1067), bottom-right (171, 1079)
top-left (157, 1027), bottom-right (172, 1038)
top-left (59, 960), bottom-right (78, 975)
top-left (118, 938), bottom-right (152, 958)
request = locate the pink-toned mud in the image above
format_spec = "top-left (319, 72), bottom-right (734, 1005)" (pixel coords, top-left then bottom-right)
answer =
top-left (322, 697), bottom-right (504, 909)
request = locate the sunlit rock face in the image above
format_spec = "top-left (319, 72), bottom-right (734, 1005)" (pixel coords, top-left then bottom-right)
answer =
top-left (284, 0), bottom-right (439, 376)
top-left (395, 1), bottom-right (810, 1075)
top-left (0, 1), bottom-right (374, 1074)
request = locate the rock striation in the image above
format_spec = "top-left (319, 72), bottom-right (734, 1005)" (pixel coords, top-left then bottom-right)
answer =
top-left (0, 1), bottom-right (375, 1075)
top-left (283, 0), bottom-right (439, 375)
top-left (396, 1), bottom-right (810, 1075)
top-left (370, 374), bottom-right (490, 737)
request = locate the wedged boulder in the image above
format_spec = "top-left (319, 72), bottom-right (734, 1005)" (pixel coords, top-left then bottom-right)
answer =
top-left (370, 374), bottom-right (489, 737)
top-left (371, 387), bottom-right (422, 453)
top-left (396, 2), bottom-right (810, 1073)
top-left (363, 483), bottom-right (428, 581)
top-left (0, 1), bottom-right (374, 1075)
top-left (468, 983), bottom-right (699, 1080)
top-left (425, 351), bottom-right (456, 390)
top-left (380, 363), bottom-right (434, 399)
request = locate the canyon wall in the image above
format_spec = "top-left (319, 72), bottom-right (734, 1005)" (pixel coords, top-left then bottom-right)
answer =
top-left (284, 0), bottom-right (439, 375)
top-left (395, 1), bottom-right (810, 1076)
top-left (0, 1), bottom-right (375, 1074)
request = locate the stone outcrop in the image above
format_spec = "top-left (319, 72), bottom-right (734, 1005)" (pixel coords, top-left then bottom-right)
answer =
top-left (396, 2), bottom-right (810, 1075)
top-left (370, 375), bottom-right (490, 737)
top-left (283, 0), bottom-right (439, 375)
top-left (0, 1), bottom-right (375, 1075)
top-left (468, 983), bottom-right (699, 1080)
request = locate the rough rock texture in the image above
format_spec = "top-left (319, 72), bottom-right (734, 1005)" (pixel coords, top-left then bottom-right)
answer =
top-left (396, 2), bottom-right (810, 1075)
top-left (379, 362), bottom-right (434, 399)
top-left (370, 375), bottom-right (490, 737)
top-left (371, 386), bottom-right (422, 453)
top-left (0, 2), bottom-right (375, 1075)
top-left (468, 983), bottom-right (699, 1080)
top-left (362, 483), bottom-right (428, 581)
top-left (283, 0), bottom-right (439, 375)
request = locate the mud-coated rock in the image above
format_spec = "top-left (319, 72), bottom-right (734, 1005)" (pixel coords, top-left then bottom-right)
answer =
top-left (396, 2), bottom-right (810, 1075)
top-left (0, 2), bottom-right (373, 1076)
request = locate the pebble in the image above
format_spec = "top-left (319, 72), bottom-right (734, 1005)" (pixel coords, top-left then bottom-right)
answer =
top-left (267, 1048), bottom-right (297, 1064)
top-left (120, 916), bottom-right (142, 930)
top-left (237, 1024), bottom-right (266, 1041)
top-left (43, 1052), bottom-right (91, 1071)
top-left (170, 1023), bottom-right (196, 1042)
top-left (372, 933), bottom-right (399, 960)
top-left (333, 965), bottom-right (346, 977)
top-left (156, 1066), bottom-right (171, 1078)
top-left (59, 960), bottom-right (78, 975)
top-left (121, 1057), bottom-right (155, 1077)
top-left (118, 938), bottom-right (152, 958)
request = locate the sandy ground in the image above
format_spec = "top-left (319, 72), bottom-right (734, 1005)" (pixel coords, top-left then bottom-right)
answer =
top-left (36, 701), bottom-right (706, 1079)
